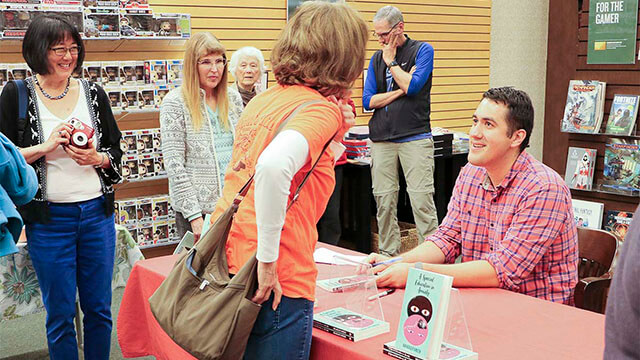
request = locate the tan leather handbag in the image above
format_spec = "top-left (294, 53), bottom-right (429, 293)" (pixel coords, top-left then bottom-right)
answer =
top-left (149, 100), bottom-right (335, 359)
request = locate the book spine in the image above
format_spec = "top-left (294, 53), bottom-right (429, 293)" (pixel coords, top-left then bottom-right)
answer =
top-left (313, 321), bottom-right (355, 341)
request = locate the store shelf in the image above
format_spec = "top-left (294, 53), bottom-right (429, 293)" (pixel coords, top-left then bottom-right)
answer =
top-left (0, 38), bottom-right (186, 54)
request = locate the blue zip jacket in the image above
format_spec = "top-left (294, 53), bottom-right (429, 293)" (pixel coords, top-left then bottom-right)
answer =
top-left (0, 132), bottom-right (38, 257)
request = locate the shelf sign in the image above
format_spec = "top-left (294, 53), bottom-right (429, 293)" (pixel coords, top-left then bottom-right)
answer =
top-left (588, 0), bottom-right (639, 64)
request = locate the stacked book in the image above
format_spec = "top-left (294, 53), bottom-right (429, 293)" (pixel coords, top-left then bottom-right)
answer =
top-left (561, 80), bottom-right (607, 134)
top-left (343, 126), bottom-right (371, 163)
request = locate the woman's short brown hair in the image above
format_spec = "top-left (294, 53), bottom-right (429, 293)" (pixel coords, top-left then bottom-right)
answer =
top-left (272, 1), bottom-right (368, 98)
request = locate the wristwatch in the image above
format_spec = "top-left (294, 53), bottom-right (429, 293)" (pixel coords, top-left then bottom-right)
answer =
top-left (388, 60), bottom-right (399, 67)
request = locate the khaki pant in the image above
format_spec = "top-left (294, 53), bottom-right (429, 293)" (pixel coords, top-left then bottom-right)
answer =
top-left (371, 138), bottom-right (438, 256)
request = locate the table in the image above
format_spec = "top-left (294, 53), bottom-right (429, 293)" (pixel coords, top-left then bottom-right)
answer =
top-left (117, 245), bottom-right (605, 360)
top-left (0, 224), bottom-right (144, 322)
top-left (341, 152), bottom-right (467, 254)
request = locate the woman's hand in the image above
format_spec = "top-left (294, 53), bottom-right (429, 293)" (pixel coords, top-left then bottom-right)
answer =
top-left (42, 123), bottom-right (72, 153)
top-left (190, 217), bottom-right (204, 242)
top-left (63, 138), bottom-right (103, 166)
top-left (327, 95), bottom-right (356, 140)
top-left (251, 260), bottom-right (283, 310)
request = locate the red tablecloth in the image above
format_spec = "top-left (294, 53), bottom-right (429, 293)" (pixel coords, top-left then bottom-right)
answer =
top-left (118, 247), bottom-right (605, 360)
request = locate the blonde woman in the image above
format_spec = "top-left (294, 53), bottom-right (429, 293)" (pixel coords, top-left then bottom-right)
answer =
top-left (160, 32), bottom-right (243, 241)
top-left (210, 2), bottom-right (368, 358)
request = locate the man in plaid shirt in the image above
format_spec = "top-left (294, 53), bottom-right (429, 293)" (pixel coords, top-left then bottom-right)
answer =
top-left (366, 87), bottom-right (578, 304)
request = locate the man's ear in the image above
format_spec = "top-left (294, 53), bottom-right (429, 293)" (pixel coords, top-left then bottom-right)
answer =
top-left (510, 129), bottom-right (526, 149)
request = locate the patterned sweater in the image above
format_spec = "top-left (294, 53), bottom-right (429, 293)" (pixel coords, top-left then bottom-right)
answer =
top-left (160, 86), bottom-right (243, 220)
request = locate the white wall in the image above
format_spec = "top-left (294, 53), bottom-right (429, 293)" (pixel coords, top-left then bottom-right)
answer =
top-left (489, 0), bottom-right (550, 160)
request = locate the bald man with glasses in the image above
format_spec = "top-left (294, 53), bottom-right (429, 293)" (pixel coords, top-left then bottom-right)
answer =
top-left (363, 5), bottom-right (437, 257)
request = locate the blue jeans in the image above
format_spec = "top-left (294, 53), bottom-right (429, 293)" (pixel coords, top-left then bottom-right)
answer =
top-left (244, 294), bottom-right (314, 360)
top-left (26, 196), bottom-right (115, 360)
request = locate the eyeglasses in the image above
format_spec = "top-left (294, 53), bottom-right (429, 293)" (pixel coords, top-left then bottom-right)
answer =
top-left (49, 46), bottom-right (80, 57)
top-left (198, 58), bottom-right (227, 69)
top-left (372, 21), bottom-right (401, 39)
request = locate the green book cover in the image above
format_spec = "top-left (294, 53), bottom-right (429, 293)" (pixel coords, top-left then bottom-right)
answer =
top-left (587, 0), bottom-right (639, 64)
top-left (394, 268), bottom-right (453, 360)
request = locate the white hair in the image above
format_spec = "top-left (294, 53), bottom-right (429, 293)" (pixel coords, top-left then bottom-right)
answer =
top-left (229, 46), bottom-right (266, 78)
top-left (373, 5), bottom-right (403, 26)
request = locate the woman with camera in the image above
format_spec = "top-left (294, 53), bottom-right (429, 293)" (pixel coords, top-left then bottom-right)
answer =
top-left (160, 32), bottom-right (243, 242)
top-left (229, 46), bottom-right (266, 106)
top-left (0, 15), bottom-right (122, 360)
top-left (210, 2), bottom-right (368, 358)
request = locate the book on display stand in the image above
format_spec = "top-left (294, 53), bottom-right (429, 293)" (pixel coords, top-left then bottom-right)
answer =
top-left (313, 256), bottom-right (389, 342)
top-left (383, 268), bottom-right (476, 360)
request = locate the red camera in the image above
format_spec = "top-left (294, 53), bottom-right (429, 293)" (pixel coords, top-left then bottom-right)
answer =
top-left (67, 118), bottom-right (95, 148)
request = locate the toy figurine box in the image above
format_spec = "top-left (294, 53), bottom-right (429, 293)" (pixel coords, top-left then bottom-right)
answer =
top-left (154, 84), bottom-right (171, 107)
top-left (145, 60), bottom-right (167, 85)
top-left (121, 86), bottom-right (138, 111)
top-left (41, 4), bottom-right (83, 35)
top-left (82, 0), bottom-right (118, 8)
top-left (151, 128), bottom-right (161, 153)
top-left (119, 60), bottom-right (137, 85)
top-left (1, 4), bottom-right (40, 38)
top-left (0, 64), bottom-right (8, 91)
top-left (119, 8), bottom-right (153, 37)
top-left (136, 196), bottom-right (153, 223)
top-left (153, 13), bottom-right (190, 39)
top-left (122, 154), bottom-right (138, 181)
top-left (152, 195), bottom-right (169, 221)
top-left (7, 63), bottom-right (32, 81)
top-left (121, 129), bottom-right (137, 154)
top-left (119, 199), bottom-right (137, 226)
top-left (83, 61), bottom-right (102, 83)
top-left (166, 59), bottom-right (183, 85)
top-left (153, 153), bottom-right (165, 177)
top-left (101, 61), bottom-right (120, 86)
top-left (119, 0), bottom-right (147, 8)
top-left (137, 128), bottom-right (153, 153)
top-left (105, 86), bottom-right (122, 110)
top-left (153, 220), bottom-right (169, 244)
top-left (138, 84), bottom-right (155, 110)
top-left (138, 153), bottom-right (154, 178)
top-left (83, 7), bottom-right (119, 39)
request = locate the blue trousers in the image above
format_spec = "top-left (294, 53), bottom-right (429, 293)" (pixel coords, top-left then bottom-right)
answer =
top-left (244, 294), bottom-right (314, 360)
top-left (26, 196), bottom-right (115, 360)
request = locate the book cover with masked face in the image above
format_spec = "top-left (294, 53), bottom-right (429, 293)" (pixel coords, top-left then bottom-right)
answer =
top-left (393, 268), bottom-right (453, 360)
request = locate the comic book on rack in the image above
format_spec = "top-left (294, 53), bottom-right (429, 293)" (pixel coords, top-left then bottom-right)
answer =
top-left (561, 80), bottom-right (606, 133)
top-left (572, 199), bottom-right (604, 229)
top-left (564, 147), bottom-right (597, 191)
top-left (604, 94), bottom-right (640, 136)
top-left (604, 210), bottom-right (633, 241)
top-left (602, 138), bottom-right (640, 194)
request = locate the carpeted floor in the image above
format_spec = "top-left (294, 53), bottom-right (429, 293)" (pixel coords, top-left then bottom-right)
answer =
top-left (0, 287), bottom-right (153, 360)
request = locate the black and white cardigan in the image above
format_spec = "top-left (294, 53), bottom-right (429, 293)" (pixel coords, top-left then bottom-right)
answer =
top-left (0, 77), bottom-right (123, 224)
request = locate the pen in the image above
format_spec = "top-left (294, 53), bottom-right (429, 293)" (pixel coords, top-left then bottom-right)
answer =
top-left (367, 288), bottom-right (396, 301)
top-left (371, 257), bottom-right (402, 267)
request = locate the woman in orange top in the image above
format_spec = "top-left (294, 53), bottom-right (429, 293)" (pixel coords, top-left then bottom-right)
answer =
top-left (210, 2), bottom-right (368, 358)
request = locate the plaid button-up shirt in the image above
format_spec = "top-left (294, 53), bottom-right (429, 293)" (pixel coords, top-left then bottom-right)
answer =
top-left (429, 151), bottom-right (578, 304)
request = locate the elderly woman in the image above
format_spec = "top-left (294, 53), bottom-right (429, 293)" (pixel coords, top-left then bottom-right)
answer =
top-left (210, 2), bottom-right (368, 358)
top-left (0, 15), bottom-right (122, 359)
top-left (229, 46), bottom-right (265, 106)
top-left (160, 32), bottom-right (243, 241)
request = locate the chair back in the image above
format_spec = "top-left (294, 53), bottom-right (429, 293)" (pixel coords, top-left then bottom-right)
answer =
top-left (577, 227), bottom-right (618, 278)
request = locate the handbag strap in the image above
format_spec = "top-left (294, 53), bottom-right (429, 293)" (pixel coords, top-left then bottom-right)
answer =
top-left (232, 99), bottom-right (338, 211)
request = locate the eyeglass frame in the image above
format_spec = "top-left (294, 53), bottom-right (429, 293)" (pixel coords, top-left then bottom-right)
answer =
top-left (197, 57), bottom-right (227, 69)
top-left (49, 46), bottom-right (81, 57)
top-left (372, 21), bottom-right (402, 39)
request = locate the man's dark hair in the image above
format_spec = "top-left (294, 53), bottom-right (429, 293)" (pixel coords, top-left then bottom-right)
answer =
top-left (482, 86), bottom-right (534, 152)
top-left (22, 15), bottom-right (85, 75)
